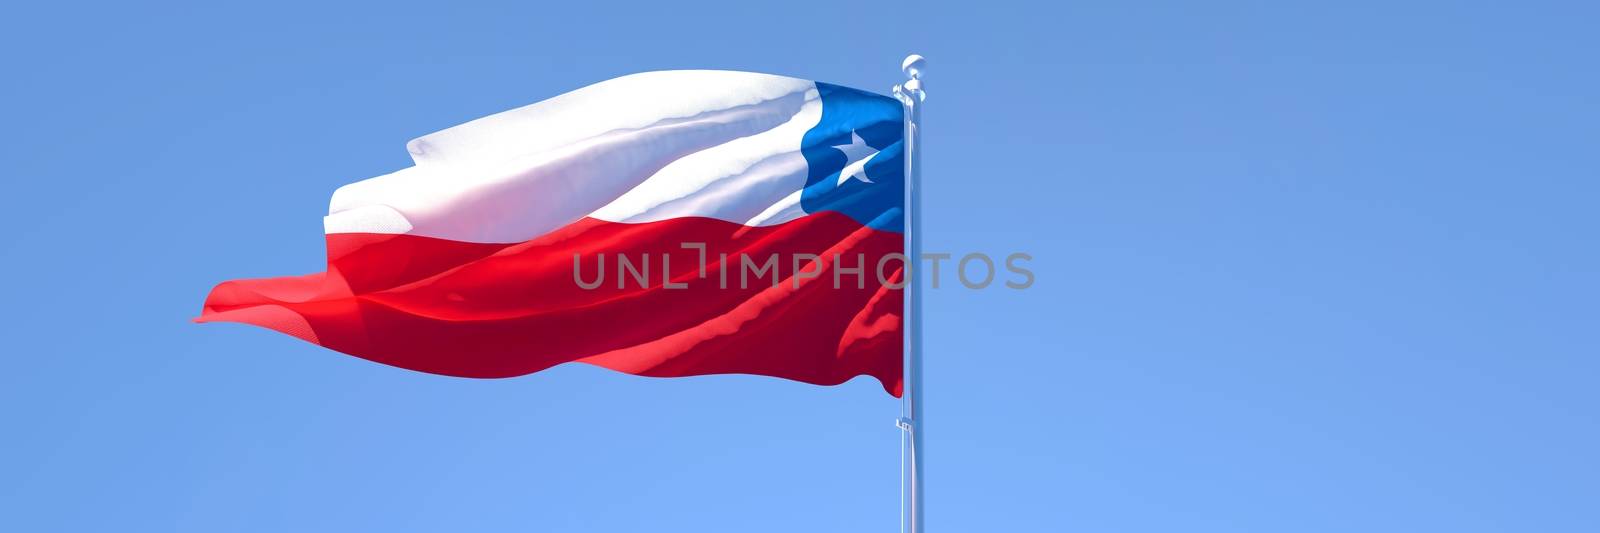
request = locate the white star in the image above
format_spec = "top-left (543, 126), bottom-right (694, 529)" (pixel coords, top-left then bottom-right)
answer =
top-left (832, 131), bottom-right (878, 186)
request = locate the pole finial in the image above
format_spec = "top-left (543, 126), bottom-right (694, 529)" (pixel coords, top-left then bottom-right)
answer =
top-left (902, 54), bottom-right (926, 80)
top-left (895, 54), bottom-right (927, 104)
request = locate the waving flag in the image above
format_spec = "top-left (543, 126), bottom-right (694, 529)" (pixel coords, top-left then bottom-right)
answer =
top-left (198, 71), bottom-right (906, 396)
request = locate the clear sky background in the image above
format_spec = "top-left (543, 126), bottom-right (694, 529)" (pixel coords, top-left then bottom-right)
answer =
top-left (2, 1), bottom-right (1596, 531)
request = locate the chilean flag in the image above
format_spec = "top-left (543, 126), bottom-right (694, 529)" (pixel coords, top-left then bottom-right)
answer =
top-left (198, 71), bottom-right (906, 396)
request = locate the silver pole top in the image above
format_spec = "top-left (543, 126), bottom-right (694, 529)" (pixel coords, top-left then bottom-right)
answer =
top-left (894, 54), bottom-right (927, 104)
top-left (902, 54), bottom-right (926, 79)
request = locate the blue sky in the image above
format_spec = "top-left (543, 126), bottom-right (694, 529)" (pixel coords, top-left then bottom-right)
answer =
top-left (2, 1), bottom-right (1596, 531)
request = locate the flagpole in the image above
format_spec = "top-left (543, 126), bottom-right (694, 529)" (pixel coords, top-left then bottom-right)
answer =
top-left (894, 53), bottom-right (927, 533)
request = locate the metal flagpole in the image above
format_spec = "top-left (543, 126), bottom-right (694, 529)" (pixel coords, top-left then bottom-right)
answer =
top-left (894, 53), bottom-right (926, 533)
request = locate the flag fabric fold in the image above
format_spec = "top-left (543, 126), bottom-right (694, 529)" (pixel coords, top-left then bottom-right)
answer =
top-left (199, 70), bottom-right (906, 396)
